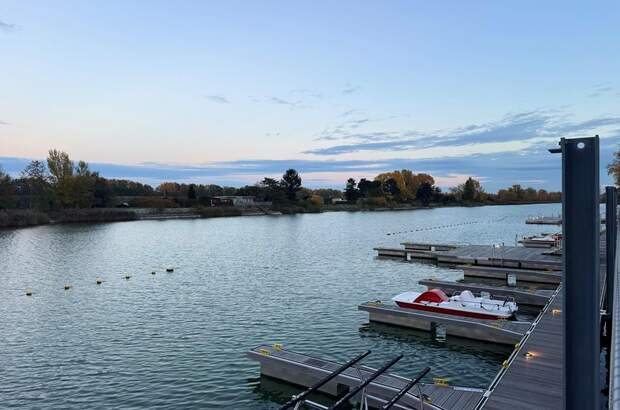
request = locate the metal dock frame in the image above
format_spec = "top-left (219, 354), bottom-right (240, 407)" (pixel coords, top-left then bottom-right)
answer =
top-left (553, 136), bottom-right (600, 409)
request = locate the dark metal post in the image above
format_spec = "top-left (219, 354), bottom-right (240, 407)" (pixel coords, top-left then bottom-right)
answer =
top-left (559, 136), bottom-right (600, 410)
top-left (607, 186), bottom-right (618, 314)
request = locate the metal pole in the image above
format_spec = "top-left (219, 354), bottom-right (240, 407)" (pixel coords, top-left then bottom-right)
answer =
top-left (555, 136), bottom-right (600, 410)
top-left (607, 186), bottom-right (618, 314)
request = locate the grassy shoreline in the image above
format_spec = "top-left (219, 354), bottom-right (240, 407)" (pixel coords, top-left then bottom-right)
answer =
top-left (0, 200), bottom-right (561, 229)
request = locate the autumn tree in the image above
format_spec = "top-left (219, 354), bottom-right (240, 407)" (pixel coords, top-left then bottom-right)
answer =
top-left (609, 150), bottom-right (620, 186)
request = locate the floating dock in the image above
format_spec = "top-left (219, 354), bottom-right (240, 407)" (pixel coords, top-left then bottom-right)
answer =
top-left (375, 243), bottom-right (562, 271)
top-left (418, 279), bottom-right (554, 307)
top-left (358, 302), bottom-right (531, 345)
top-left (460, 265), bottom-right (562, 285)
top-left (525, 216), bottom-right (562, 225)
top-left (248, 344), bottom-right (485, 410)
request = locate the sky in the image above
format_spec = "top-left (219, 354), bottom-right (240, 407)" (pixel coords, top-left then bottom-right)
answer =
top-left (1, 1), bottom-right (620, 191)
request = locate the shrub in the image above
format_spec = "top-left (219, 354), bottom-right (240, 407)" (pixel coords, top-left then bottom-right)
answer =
top-left (0, 210), bottom-right (50, 227)
top-left (128, 197), bottom-right (178, 208)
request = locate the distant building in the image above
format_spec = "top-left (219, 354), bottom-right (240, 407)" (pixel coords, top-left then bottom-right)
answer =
top-left (331, 198), bottom-right (347, 205)
top-left (211, 196), bottom-right (271, 207)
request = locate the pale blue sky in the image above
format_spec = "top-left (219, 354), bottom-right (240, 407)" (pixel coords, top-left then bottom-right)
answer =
top-left (1, 1), bottom-right (619, 190)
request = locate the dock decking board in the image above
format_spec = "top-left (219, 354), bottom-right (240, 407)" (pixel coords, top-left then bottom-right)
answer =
top-left (248, 344), bottom-right (484, 409)
top-left (479, 290), bottom-right (564, 409)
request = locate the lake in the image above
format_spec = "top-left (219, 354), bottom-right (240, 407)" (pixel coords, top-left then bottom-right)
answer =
top-left (0, 203), bottom-right (561, 409)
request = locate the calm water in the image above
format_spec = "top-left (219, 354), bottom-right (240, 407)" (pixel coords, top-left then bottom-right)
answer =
top-left (1, 203), bottom-right (561, 409)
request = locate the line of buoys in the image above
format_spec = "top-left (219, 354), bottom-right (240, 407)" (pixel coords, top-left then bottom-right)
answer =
top-left (26, 267), bottom-right (176, 297)
top-left (385, 218), bottom-right (507, 236)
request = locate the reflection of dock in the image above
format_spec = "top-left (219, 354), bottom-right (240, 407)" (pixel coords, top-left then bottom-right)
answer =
top-left (248, 344), bottom-right (484, 409)
top-left (418, 279), bottom-right (554, 307)
top-left (358, 302), bottom-right (531, 345)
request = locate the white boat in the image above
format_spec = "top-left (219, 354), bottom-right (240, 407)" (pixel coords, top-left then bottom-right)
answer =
top-left (391, 289), bottom-right (518, 320)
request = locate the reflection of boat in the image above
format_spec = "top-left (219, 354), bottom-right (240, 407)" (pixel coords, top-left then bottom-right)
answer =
top-left (391, 289), bottom-right (518, 320)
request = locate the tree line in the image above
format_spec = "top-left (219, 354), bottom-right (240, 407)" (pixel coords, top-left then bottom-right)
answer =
top-left (343, 170), bottom-right (560, 206)
top-left (0, 149), bottom-right (562, 212)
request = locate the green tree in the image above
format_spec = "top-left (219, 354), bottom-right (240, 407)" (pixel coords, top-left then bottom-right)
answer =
top-left (93, 177), bottom-right (113, 207)
top-left (0, 165), bottom-right (16, 209)
top-left (20, 160), bottom-right (53, 210)
top-left (47, 149), bottom-right (75, 207)
top-left (463, 178), bottom-right (476, 201)
top-left (74, 160), bottom-right (97, 208)
top-left (344, 178), bottom-right (359, 202)
top-left (358, 178), bottom-right (383, 197)
top-left (187, 184), bottom-right (197, 200)
top-left (416, 182), bottom-right (433, 206)
top-left (281, 169), bottom-right (302, 201)
top-left (383, 177), bottom-right (400, 199)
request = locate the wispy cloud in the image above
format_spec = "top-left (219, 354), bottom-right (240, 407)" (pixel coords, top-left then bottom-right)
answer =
top-left (588, 83), bottom-right (616, 98)
top-left (2, 135), bottom-right (617, 190)
top-left (267, 96), bottom-right (302, 109)
top-left (205, 95), bottom-right (230, 104)
top-left (340, 109), bottom-right (365, 117)
top-left (342, 84), bottom-right (361, 95)
top-left (305, 111), bottom-right (620, 156)
top-left (290, 89), bottom-right (323, 99)
top-left (0, 19), bottom-right (17, 32)
top-left (0, 120), bottom-right (9, 125)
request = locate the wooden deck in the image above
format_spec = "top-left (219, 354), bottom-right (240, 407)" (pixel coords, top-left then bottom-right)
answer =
top-left (359, 302), bottom-right (531, 345)
top-left (248, 344), bottom-right (485, 409)
top-left (478, 288), bottom-right (563, 409)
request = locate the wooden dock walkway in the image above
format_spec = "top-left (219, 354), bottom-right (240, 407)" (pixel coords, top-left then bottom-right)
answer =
top-left (478, 231), bottom-right (609, 408)
top-left (359, 302), bottom-right (531, 345)
top-left (418, 279), bottom-right (554, 307)
top-left (478, 288), bottom-right (563, 409)
top-left (248, 344), bottom-right (485, 410)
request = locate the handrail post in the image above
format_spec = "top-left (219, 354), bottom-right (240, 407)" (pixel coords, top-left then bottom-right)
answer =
top-left (555, 136), bottom-right (600, 410)
top-left (607, 186), bottom-right (618, 315)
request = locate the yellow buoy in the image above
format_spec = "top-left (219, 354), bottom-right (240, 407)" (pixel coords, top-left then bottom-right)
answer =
top-left (96, 277), bottom-right (103, 285)
top-left (124, 273), bottom-right (131, 280)
top-left (25, 288), bottom-right (33, 296)
top-left (64, 284), bottom-right (72, 290)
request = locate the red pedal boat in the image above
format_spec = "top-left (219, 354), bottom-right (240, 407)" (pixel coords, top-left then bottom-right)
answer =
top-left (391, 289), bottom-right (518, 320)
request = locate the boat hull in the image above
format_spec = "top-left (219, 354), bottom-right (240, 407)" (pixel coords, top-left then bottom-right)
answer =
top-left (394, 301), bottom-right (513, 320)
